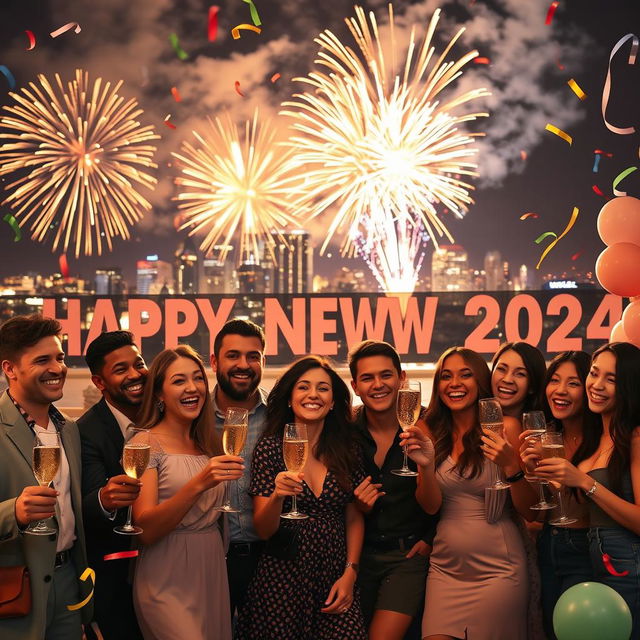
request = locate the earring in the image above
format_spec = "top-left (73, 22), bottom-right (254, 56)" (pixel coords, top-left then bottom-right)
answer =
top-left (156, 398), bottom-right (165, 413)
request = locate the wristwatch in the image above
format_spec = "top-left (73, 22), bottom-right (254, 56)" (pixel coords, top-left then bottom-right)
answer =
top-left (345, 562), bottom-right (359, 573)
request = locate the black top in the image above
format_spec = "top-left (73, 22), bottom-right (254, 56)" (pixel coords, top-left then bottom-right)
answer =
top-left (354, 406), bottom-right (438, 546)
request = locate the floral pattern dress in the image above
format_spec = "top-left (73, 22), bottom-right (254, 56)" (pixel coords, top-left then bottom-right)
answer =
top-left (235, 435), bottom-right (367, 640)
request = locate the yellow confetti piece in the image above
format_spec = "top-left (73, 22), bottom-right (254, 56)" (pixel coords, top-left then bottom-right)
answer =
top-left (536, 207), bottom-right (579, 269)
top-left (231, 24), bottom-right (262, 39)
top-left (545, 124), bottom-right (573, 146)
top-left (66, 567), bottom-right (95, 611)
top-left (567, 78), bottom-right (586, 100)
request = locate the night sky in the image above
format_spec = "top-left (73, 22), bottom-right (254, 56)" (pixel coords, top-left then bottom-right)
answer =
top-left (0, 0), bottom-right (639, 288)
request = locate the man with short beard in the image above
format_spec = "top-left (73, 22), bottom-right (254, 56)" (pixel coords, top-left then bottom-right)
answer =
top-left (210, 319), bottom-right (268, 622)
top-left (78, 331), bottom-right (147, 639)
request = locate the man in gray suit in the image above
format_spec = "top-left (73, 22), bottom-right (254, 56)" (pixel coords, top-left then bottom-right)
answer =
top-left (0, 314), bottom-right (91, 639)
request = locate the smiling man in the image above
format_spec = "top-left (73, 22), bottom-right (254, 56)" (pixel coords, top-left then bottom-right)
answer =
top-left (210, 319), bottom-right (268, 622)
top-left (0, 314), bottom-right (91, 640)
top-left (77, 331), bottom-right (148, 639)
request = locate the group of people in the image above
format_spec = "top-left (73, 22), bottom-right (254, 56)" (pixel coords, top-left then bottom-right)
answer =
top-left (1, 313), bottom-right (639, 640)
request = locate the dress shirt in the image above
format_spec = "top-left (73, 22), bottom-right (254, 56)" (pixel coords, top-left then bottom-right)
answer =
top-left (212, 387), bottom-right (268, 543)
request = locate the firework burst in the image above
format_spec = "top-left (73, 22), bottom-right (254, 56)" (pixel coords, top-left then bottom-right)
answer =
top-left (282, 4), bottom-right (489, 291)
top-left (0, 69), bottom-right (159, 257)
top-left (173, 112), bottom-right (303, 265)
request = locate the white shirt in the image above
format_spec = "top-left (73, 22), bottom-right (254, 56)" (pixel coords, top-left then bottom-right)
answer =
top-left (34, 420), bottom-right (76, 552)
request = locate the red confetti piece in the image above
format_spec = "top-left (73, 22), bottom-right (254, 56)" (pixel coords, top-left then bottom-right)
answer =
top-left (545, 1), bottom-right (559, 25)
top-left (592, 185), bottom-right (605, 196)
top-left (520, 212), bottom-right (539, 220)
top-left (171, 87), bottom-right (182, 102)
top-left (208, 6), bottom-right (219, 42)
top-left (556, 60), bottom-right (565, 70)
top-left (164, 114), bottom-right (176, 129)
top-left (594, 149), bottom-right (613, 158)
top-left (235, 80), bottom-right (245, 97)
top-left (103, 551), bottom-right (139, 561)
top-left (571, 251), bottom-right (582, 261)
top-left (59, 254), bottom-right (69, 278)
top-left (50, 22), bottom-right (81, 38)
top-left (603, 553), bottom-right (629, 577)
top-left (25, 30), bottom-right (36, 51)
top-left (474, 57), bottom-right (490, 65)
top-left (520, 150), bottom-right (527, 161)
top-left (270, 73), bottom-right (281, 83)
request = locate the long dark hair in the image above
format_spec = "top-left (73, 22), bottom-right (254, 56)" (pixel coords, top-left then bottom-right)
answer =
top-left (137, 345), bottom-right (221, 457)
top-left (426, 347), bottom-right (492, 479)
top-left (592, 342), bottom-right (640, 495)
top-left (492, 342), bottom-right (547, 413)
top-left (263, 356), bottom-right (357, 488)
top-left (541, 351), bottom-right (602, 466)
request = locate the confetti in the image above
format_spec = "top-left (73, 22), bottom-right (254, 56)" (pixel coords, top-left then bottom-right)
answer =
top-left (571, 251), bottom-right (582, 261)
top-left (602, 553), bottom-right (629, 577)
top-left (25, 30), bottom-right (36, 51)
top-left (567, 78), bottom-right (586, 100)
top-left (3, 213), bottom-right (21, 242)
top-left (535, 231), bottom-right (557, 244)
top-left (103, 551), bottom-right (139, 561)
top-left (208, 6), bottom-right (219, 42)
top-left (0, 65), bottom-right (16, 90)
top-left (520, 150), bottom-right (527, 161)
top-left (234, 80), bottom-right (245, 97)
top-left (535, 206), bottom-right (579, 269)
top-left (545, 1), bottom-right (559, 26)
top-left (171, 87), bottom-right (182, 102)
top-left (231, 24), bottom-right (261, 39)
top-left (59, 254), bottom-right (70, 278)
top-left (545, 123), bottom-right (572, 146)
top-left (594, 149), bottom-right (613, 157)
top-left (556, 60), bottom-right (565, 71)
top-left (242, 0), bottom-right (262, 26)
top-left (50, 22), bottom-right (81, 38)
top-left (473, 57), bottom-right (490, 65)
top-left (270, 73), bottom-right (281, 83)
top-left (602, 34), bottom-right (638, 135)
top-left (613, 166), bottom-right (638, 197)
top-left (66, 568), bottom-right (95, 611)
top-left (592, 155), bottom-right (601, 173)
top-left (520, 212), bottom-right (539, 220)
top-left (169, 33), bottom-right (189, 60)
top-left (592, 185), bottom-right (605, 196)
top-left (164, 114), bottom-right (177, 129)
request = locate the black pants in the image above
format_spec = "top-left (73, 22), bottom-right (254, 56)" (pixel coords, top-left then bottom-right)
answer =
top-left (227, 541), bottom-right (265, 617)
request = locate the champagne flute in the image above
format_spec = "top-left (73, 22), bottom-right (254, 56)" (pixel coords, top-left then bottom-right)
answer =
top-left (479, 397), bottom-right (511, 490)
top-left (541, 431), bottom-right (577, 526)
top-left (114, 428), bottom-right (150, 535)
top-left (27, 431), bottom-right (61, 535)
top-left (281, 423), bottom-right (308, 520)
top-left (214, 407), bottom-right (248, 513)
top-left (523, 412), bottom-right (557, 511)
top-left (391, 380), bottom-right (421, 477)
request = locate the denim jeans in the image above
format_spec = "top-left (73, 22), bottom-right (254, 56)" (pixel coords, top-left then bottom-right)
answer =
top-left (589, 527), bottom-right (640, 639)
top-left (538, 523), bottom-right (593, 640)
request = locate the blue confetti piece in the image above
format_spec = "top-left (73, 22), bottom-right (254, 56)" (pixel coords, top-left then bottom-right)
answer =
top-left (0, 65), bottom-right (15, 90)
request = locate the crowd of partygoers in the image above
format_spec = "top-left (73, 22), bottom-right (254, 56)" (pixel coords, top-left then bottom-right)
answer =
top-left (1, 314), bottom-right (640, 640)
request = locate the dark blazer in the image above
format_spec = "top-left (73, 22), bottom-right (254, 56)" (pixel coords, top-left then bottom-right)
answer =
top-left (78, 398), bottom-right (142, 640)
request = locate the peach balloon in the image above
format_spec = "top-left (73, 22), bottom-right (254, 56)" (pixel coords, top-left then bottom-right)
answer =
top-left (622, 300), bottom-right (640, 344)
top-left (595, 242), bottom-right (640, 297)
top-left (597, 196), bottom-right (640, 247)
top-left (610, 320), bottom-right (630, 343)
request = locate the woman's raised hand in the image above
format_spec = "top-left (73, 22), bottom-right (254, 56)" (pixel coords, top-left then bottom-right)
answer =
top-left (274, 471), bottom-right (304, 498)
top-left (195, 455), bottom-right (244, 492)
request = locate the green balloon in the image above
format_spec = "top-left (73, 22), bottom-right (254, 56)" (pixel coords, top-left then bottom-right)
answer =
top-left (553, 582), bottom-right (632, 640)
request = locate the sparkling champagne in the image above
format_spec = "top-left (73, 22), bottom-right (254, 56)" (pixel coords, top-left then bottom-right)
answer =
top-left (397, 389), bottom-right (421, 430)
top-left (527, 429), bottom-right (547, 439)
top-left (223, 423), bottom-right (248, 456)
top-left (542, 443), bottom-right (566, 460)
top-left (283, 439), bottom-right (308, 472)
top-left (482, 422), bottom-right (504, 436)
top-left (33, 446), bottom-right (60, 486)
top-left (123, 443), bottom-right (150, 479)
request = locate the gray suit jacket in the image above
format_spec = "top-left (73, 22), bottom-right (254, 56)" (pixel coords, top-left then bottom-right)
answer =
top-left (0, 391), bottom-right (92, 639)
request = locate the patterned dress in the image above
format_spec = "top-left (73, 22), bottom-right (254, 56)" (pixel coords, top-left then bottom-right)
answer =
top-left (235, 435), bottom-right (367, 640)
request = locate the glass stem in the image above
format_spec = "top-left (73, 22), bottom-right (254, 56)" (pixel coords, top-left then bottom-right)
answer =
top-left (538, 482), bottom-right (546, 502)
top-left (124, 505), bottom-right (133, 529)
top-left (557, 487), bottom-right (567, 519)
top-left (223, 481), bottom-right (231, 509)
top-left (291, 494), bottom-right (298, 515)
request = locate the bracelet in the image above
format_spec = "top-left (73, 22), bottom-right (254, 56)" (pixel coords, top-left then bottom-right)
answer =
top-left (505, 470), bottom-right (525, 483)
top-left (345, 561), bottom-right (359, 573)
top-left (584, 480), bottom-right (598, 497)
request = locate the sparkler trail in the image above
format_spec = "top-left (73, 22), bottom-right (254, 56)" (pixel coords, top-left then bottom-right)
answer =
top-left (0, 69), bottom-right (159, 257)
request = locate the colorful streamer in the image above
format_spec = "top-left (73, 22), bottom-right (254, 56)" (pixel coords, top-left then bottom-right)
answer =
top-left (270, 73), bottom-right (281, 83)
top-left (164, 114), bottom-right (177, 129)
top-left (594, 149), bottom-right (613, 157)
top-left (50, 22), bottom-right (81, 38)
top-left (592, 185), bottom-right (605, 196)
top-left (602, 34), bottom-right (638, 135)
top-left (242, 0), bottom-right (262, 26)
top-left (545, 1), bottom-right (559, 25)
top-left (169, 33), bottom-right (189, 60)
top-left (171, 87), bottom-right (182, 102)
top-left (567, 78), bottom-right (586, 100)
top-left (66, 568), bottom-right (95, 611)
top-left (545, 123), bottom-right (572, 146)
top-left (208, 6), bottom-right (219, 42)
top-left (25, 30), bottom-right (36, 51)
top-left (231, 24), bottom-right (261, 39)
top-left (103, 550), bottom-right (139, 561)
top-left (603, 553), bottom-right (629, 577)
top-left (536, 206), bottom-right (580, 269)
top-left (59, 254), bottom-right (70, 278)
top-left (3, 213), bottom-right (21, 242)
top-left (592, 155), bottom-right (601, 173)
top-left (520, 213), bottom-right (539, 220)
top-left (613, 166), bottom-right (638, 196)
top-left (234, 80), bottom-right (245, 97)
top-left (0, 66), bottom-right (16, 90)
top-left (535, 231), bottom-right (557, 244)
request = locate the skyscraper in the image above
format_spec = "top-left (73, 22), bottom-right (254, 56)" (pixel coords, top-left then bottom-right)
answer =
top-left (136, 256), bottom-right (174, 294)
top-left (272, 230), bottom-right (312, 294)
top-left (95, 267), bottom-right (124, 295)
top-left (431, 245), bottom-right (470, 291)
top-left (237, 257), bottom-right (265, 294)
top-left (175, 236), bottom-right (199, 294)
top-left (484, 250), bottom-right (503, 291)
top-left (202, 245), bottom-right (235, 294)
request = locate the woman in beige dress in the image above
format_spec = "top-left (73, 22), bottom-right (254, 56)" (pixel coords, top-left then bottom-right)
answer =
top-left (132, 345), bottom-right (243, 640)
top-left (413, 347), bottom-right (536, 640)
